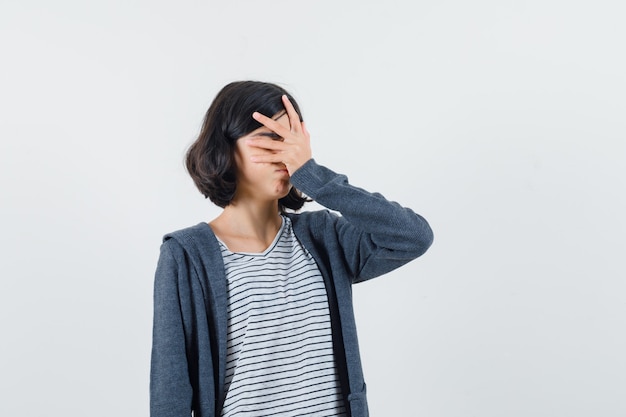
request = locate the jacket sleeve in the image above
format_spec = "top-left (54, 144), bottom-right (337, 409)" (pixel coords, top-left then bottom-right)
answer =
top-left (150, 241), bottom-right (194, 417)
top-left (290, 159), bottom-right (434, 282)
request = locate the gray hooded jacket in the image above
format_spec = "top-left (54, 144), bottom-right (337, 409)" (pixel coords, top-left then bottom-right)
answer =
top-left (150, 159), bottom-right (434, 417)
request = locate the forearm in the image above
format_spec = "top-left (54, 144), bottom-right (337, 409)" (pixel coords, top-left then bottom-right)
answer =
top-left (292, 159), bottom-right (432, 249)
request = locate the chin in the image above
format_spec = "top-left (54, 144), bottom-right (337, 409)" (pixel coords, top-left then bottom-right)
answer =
top-left (275, 183), bottom-right (293, 199)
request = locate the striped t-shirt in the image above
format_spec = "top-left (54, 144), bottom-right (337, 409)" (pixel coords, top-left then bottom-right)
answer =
top-left (217, 216), bottom-right (346, 417)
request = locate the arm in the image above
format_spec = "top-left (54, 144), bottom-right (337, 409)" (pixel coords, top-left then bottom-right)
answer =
top-left (247, 95), bottom-right (433, 281)
top-left (291, 159), bottom-right (434, 282)
top-left (150, 241), bottom-right (193, 417)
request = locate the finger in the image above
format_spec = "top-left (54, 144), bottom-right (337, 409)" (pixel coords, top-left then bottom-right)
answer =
top-left (246, 137), bottom-right (286, 151)
top-left (281, 95), bottom-right (302, 134)
top-left (252, 112), bottom-right (290, 137)
top-left (250, 153), bottom-right (284, 164)
top-left (301, 121), bottom-right (310, 140)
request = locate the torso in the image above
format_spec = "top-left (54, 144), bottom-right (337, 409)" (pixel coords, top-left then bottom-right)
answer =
top-left (216, 216), bottom-right (347, 416)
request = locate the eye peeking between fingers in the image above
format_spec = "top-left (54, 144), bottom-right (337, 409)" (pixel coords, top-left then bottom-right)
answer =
top-left (255, 132), bottom-right (283, 141)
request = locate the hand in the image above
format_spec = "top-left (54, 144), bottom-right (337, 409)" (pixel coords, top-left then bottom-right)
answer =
top-left (248, 95), bottom-right (312, 176)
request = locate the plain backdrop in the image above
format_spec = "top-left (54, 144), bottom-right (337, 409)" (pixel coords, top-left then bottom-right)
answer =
top-left (1, 1), bottom-right (625, 416)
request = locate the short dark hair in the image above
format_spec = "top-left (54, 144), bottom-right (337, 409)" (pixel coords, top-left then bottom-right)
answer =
top-left (186, 81), bottom-right (309, 211)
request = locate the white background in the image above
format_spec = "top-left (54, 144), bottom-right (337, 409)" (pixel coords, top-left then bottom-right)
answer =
top-left (1, 1), bottom-right (625, 415)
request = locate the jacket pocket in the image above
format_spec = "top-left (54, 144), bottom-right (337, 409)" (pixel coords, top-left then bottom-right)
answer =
top-left (347, 382), bottom-right (368, 417)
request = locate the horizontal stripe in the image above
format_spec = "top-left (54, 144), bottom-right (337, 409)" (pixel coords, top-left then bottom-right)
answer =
top-left (219, 216), bottom-right (345, 417)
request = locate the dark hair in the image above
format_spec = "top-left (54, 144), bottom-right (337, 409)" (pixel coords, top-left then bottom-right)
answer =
top-left (186, 81), bottom-right (309, 211)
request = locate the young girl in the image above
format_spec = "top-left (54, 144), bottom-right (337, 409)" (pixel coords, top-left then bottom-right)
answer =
top-left (150, 81), bottom-right (433, 417)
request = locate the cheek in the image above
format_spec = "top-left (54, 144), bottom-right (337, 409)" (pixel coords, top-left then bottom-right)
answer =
top-left (233, 148), bottom-right (263, 180)
top-left (233, 147), bottom-right (255, 179)
top-left (233, 149), bottom-right (245, 172)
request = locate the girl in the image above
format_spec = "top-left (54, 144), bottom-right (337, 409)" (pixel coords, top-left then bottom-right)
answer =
top-left (150, 81), bottom-right (433, 417)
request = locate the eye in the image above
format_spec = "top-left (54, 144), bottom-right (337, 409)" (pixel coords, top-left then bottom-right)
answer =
top-left (268, 133), bottom-right (283, 141)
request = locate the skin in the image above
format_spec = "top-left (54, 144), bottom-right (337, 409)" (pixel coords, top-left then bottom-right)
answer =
top-left (209, 95), bottom-right (312, 253)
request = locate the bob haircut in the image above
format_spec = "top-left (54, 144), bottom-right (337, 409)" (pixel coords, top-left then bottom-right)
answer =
top-left (186, 81), bottom-right (309, 211)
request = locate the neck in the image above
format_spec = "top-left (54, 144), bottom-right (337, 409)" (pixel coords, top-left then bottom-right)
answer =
top-left (210, 198), bottom-right (283, 244)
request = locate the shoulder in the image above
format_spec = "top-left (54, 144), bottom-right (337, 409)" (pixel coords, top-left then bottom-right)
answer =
top-left (285, 209), bottom-right (344, 240)
top-left (159, 222), bottom-right (221, 261)
top-left (156, 223), bottom-right (225, 284)
top-left (163, 222), bottom-right (215, 246)
top-left (286, 209), bottom-right (336, 226)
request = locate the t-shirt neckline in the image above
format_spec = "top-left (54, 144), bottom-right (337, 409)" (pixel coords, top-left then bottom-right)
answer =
top-left (216, 215), bottom-right (287, 257)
